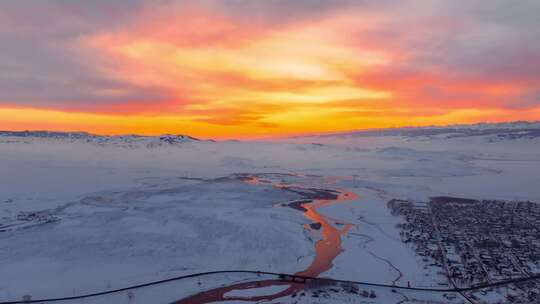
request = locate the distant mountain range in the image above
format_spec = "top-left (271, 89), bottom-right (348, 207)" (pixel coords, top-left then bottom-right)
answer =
top-left (0, 130), bottom-right (214, 147)
top-left (300, 121), bottom-right (540, 141)
top-left (2, 121), bottom-right (540, 145)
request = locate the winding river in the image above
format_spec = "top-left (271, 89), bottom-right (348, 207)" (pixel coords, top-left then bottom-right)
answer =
top-left (174, 174), bottom-right (359, 303)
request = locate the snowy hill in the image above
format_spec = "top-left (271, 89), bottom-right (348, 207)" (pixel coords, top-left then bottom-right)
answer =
top-left (0, 130), bottom-right (214, 148)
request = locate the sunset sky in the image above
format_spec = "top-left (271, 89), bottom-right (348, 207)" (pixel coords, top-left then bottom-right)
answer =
top-left (1, 0), bottom-right (539, 138)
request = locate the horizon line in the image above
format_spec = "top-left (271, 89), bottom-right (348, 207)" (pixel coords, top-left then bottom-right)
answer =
top-left (2, 120), bottom-right (539, 141)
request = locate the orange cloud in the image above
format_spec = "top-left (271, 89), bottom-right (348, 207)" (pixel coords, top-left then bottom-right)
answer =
top-left (2, 2), bottom-right (539, 137)
top-left (76, 7), bottom-right (393, 129)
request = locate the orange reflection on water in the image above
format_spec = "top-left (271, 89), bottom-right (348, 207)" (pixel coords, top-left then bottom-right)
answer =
top-left (175, 175), bottom-right (358, 303)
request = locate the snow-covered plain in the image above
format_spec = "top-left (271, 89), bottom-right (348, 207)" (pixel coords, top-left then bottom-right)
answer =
top-left (1, 124), bottom-right (540, 303)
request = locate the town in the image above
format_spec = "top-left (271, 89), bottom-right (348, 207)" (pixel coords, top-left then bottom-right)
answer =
top-left (388, 196), bottom-right (540, 303)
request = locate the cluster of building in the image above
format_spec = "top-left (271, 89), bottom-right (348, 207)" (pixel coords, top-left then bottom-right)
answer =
top-left (388, 197), bottom-right (540, 303)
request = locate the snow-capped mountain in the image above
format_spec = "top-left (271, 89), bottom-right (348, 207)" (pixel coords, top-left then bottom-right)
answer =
top-left (0, 130), bottom-right (214, 148)
top-left (301, 121), bottom-right (540, 141)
